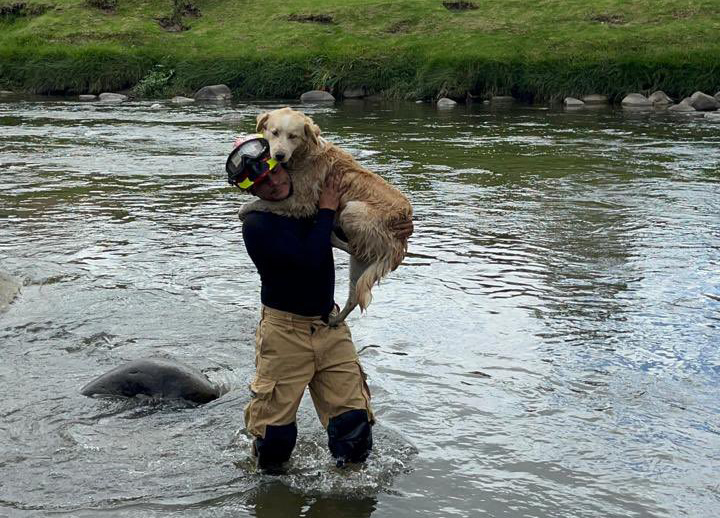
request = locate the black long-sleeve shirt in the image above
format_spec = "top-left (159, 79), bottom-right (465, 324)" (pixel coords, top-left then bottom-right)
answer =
top-left (242, 208), bottom-right (336, 317)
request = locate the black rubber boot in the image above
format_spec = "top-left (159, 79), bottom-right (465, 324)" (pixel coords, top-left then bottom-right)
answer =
top-left (327, 409), bottom-right (373, 467)
top-left (253, 422), bottom-right (297, 474)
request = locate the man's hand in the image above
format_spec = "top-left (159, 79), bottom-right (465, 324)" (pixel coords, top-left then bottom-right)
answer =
top-left (318, 171), bottom-right (345, 211)
top-left (391, 218), bottom-right (414, 240)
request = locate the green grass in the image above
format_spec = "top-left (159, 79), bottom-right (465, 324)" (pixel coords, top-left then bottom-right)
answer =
top-left (1, 0), bottom-right (719, 99)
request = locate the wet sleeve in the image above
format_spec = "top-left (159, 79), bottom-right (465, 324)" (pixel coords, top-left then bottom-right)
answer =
top-left (242, 209), bottom-right (336, 269)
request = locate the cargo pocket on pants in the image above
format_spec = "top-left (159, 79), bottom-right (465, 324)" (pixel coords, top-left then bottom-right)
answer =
top-left (244, 377), bottom-right (277, 438)
top-left (355, 360), bottom-right (375, 424)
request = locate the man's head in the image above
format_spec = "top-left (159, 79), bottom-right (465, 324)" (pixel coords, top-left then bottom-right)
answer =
top-left (226, 134), bottom-right (292, 201)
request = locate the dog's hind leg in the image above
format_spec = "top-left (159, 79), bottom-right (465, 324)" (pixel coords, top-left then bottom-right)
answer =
top-left (331, 232), bottom-right (352, 254)
top-left (328, 255), bottom-right (371, 327)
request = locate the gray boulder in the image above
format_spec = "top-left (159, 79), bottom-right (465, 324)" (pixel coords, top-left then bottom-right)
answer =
top-left (194, 84), bottom-right (232, 101)
top-left (150, 103), bottom-right (162, 109)
top-left (300, 90), bottom-right (335, 103)
top-left (343, 87), bottom-right (367, 99)
top-left (171, 96), bottom-right (195, 104)
top-left (81, 357), bottom-right (222, 404)
top-left (715, 91), bottom-right (720, 102)
top-left (668, 98), bottom-right (696, 112)
top-left (648, 91), bottom-right (673, 105)
top-left (99, 92), bottom-right (128, 102)
top-left (581, 94), bottom-right (608, 104)
top-left (0, 271), bottom-right (21, 312)
top-left (689, 91), bottom-right (720, 111)
top-left (564, 97), bottom-right (585, 107)
top-left (621, 93), bottom-right (652, 107)
top-left (437, 97), bottom-right (457, 108)
top-left (79, 94), bottom-right (97, 101)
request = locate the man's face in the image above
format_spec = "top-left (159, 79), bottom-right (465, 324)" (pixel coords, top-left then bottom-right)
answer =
top-left (249, 164), bottom-right (291, 201)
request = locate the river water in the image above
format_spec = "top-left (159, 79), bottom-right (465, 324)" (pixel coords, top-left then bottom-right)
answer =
top-left (1, 95), bottom-right (719, 517)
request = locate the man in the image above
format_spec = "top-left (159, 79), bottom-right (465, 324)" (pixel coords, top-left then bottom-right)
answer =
top-left (227, 135), bottom-right (412, 473)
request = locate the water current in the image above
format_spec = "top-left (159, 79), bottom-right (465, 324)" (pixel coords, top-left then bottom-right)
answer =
top-left (1, 95), bottom-right (719, 517)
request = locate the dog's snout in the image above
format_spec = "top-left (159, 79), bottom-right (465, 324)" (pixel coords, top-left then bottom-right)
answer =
top-left (274, 151), bottom-right (286, 162)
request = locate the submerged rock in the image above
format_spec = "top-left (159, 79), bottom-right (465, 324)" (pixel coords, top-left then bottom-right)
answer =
top-left (621, 93), bottom-right (652, 107)
top-left (99, 92), bottom-right (128, 102)
top-left (171, 96), bottom-right (195, 104)
top-left (79, 94), bottom-right (97, 101)
top-left (0, 271), bottom-right (21, 311)
top-left (220, 112), bottom-right (245, 123)
top-left (668, 98), bottom-right (697, 112)
top-left (648, 90), bottom-right (673, 105)
top-left (194, 84), bottom-right (232, 101)
top-left (564, 97), bottom-right (585, 107)
top-left (300, 90), bottom-right (335, 103)
top-left (81, 357), bottom-right (222, 404)
top-left (689, 91), bottom-right (720, 111)
top-left (437, 97), bottom-right (457, 108)
top-left (491, 95), bottom-right (515, 103)
top-left (581, 94), bottom-right (608, 104)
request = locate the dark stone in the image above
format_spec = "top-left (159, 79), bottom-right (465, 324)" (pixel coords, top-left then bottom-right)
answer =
top-left (194, 84), bottom-right (232, 101)
top-left (80, 357), bottom-right (222, 404)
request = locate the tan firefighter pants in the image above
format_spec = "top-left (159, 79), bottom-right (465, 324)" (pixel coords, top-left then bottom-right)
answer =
top-left (244, 305), bottom-right (374, 438)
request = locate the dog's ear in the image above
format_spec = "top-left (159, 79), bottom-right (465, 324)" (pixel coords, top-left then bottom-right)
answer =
top-left (303, 116), bottom-right (321, 146)
top-left (255, 112), bottom-right (269, 133)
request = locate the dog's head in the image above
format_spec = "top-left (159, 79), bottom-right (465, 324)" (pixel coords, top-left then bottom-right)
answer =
top-left (255, 107), bottom-right (321, 165)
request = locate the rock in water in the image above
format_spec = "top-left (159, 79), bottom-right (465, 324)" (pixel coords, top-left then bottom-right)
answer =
top-left (81, 357), bottom-right (221, 404)
top-left (194, 84), bottom-right (232, 101)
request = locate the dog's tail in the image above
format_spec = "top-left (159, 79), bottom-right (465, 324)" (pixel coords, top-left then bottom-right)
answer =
top-left (355, 241), bottom-right (407, 311)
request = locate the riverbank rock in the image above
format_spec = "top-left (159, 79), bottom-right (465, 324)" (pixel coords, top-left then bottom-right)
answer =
top-left (705, 112), bottom-right (720, 122)
top-left (0, 90), bottom-right (14, 95)
top-left (648, 91), bottom-right (673, 105)
top-left (689, 91), bottom-right (720, 111)
top-left (343, 87), bottom-right (366, 99)
top-left (668, 98), bottom-right (696, 112)
top-left (0, 272), bottom-right (21, 312)
top-left (582, 94), bottom-right (608, 104)
top-left (300, 90), bottom-right (335, 102)
top-left (150, 103), bottom-right (162, 109)
top-left (437, 97), bottom-right (457, 108)
top-left (171, 96), bottom-right (195, 104)
top-left (194, 84), bottom-right (232, 101)
top-left (99, 92), bottom-right (128, 102)
top-left (621, 93), bottom-right (652, 107)
top-left (79, 94), bottom-right (97, 101)
top-left (715, 91), bottom-right (720, 102)
top-left (564, 97), bottom-right (584, 107)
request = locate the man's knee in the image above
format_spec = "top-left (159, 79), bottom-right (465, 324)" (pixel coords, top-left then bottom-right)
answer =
top-left (254, 422), bottom-right (297, 470)
top-left (327, 409), bottom-right (373, 464)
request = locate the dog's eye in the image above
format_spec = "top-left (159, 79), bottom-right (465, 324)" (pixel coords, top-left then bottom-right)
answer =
top-left (271, 129), bottom-right (279, 136)
top-left (288, 134), bottom-right (297, 140)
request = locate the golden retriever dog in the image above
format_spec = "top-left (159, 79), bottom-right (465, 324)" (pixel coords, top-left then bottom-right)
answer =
top-left (238, 107), bottom-right (413, 326)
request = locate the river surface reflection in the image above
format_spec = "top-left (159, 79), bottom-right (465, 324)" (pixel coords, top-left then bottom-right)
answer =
top-left (1, 96), bottom-right (719, 517)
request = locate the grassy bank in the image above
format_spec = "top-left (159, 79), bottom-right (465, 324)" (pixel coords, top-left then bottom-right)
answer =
top-left (1, 0), bottom-right (719, 100)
